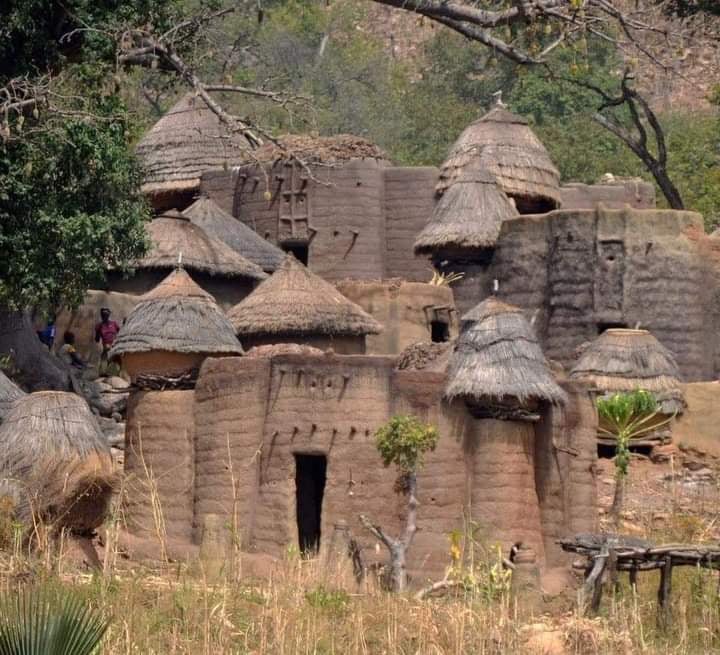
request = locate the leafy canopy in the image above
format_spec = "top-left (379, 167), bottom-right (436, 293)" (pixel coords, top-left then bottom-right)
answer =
top-left (375, 415), bottom-right (439, 475)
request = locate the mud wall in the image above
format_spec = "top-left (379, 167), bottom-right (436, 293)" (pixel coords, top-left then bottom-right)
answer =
top-left (241, 334), bottom-right (366, 355)
top-left (492, 207), bottom-right (710, 380)
top-left (337, 280), bottom-right (457, 355)
top-left (559, 180), bottom-right (656, 210)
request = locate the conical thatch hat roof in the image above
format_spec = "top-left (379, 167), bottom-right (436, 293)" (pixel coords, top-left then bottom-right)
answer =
top-left (136, 93), bottom-right (250, 197)
top-left (444, 297), bottom-right (566, 405)
top-left (183, 197), bottom-right (284, 272)
top-left (438, 101), bottom-right (561, 209)
top-left (228, 254), bottom-right (382, 338)
top-left (414, 170), bottom-right (518, 253)
top-left (570, 329), bottom-right (683, 396)
top-left (0, 391), bottom-right (114, 532)
top-left (110, 267), bottom-right (244, 358)
top-left (0, 370), bottom-right (25, 420)
top-left (136, 211), bottom-right (267, 280)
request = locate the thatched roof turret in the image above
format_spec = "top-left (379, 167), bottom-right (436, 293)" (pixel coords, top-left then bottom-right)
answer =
top-left (110, 267), bottom-right (244, 358)
top-left (569, 329), bottom-right (684, 411)
top-left (438, 101), bottom-right (561, 212)
top-left (0, 391), bottom-right (114, 532)
top-left (228, 254), bottom-right (382, 338)
top-left (0, 371), bottom-right (25, 420)
top-left (137, 211), bottom-right (267, 281)
top-left (444, 297), bottom-right (566, 408)
top-left (183, 197), bottom-right (284, 272)
top-left (414, 170), bottom-right (518, 254)
top-left (136, 93), bottom-right (250, 198)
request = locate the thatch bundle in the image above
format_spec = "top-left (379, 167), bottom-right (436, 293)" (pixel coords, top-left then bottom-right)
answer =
top-left (245, 343), bottom-right (325, 358)
top-left (183, 197), bottom-right (284, 272)
top-left (110, 267), bottom-right (244, 359)
top-left (0, 391), bottom-right (114, 533)
top-left (569, 329), bottom-right (684, 412)
top-left (444, 297), bottom-right (566, 409)
top-left (228, 254), bottom-right (382, 338)
top-left (137, 211), bottom-right (267, 281)
top-left (244, 134), bottom-right (387, 166)
top-left (414, 170), bottom-right (518, 253)
top-left (437, 103), bottom-right (561, 211)
top-left (0, 370), bottom-right (25, 421)
top-left (136, 93), bottom-right (251, 197)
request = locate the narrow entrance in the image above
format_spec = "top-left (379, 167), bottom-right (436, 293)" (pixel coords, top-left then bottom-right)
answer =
top-left (431, 320), bottom-right (449, 343)
top-left (282, 242), bottom-right (309, 265)
top-left (294, 454), bottom-right (327, 555)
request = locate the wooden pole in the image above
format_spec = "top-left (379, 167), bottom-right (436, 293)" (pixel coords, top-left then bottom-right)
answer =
top-left (657, 555), bottom-right (673, 630)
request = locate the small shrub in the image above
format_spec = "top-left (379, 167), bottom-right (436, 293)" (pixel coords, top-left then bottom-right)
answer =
top-left (305, 585), bottom-right (350, 615)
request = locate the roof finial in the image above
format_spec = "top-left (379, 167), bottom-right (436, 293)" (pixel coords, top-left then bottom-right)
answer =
top-left (177, 251), bottom-right (183, 269)
top-left (492, 279), bottom-right (499, 295)
top-left (492, 90), bottom-right (505, 108)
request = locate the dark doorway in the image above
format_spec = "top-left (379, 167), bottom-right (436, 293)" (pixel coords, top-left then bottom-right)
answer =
top-left (597, 321), bottom-right (627, 334)
top-left (294, 454), bottom-right (327, 555)
top-left (282, 242), bottom-right (309, 266)
top-left (431, 320), bottom-right (449, 343)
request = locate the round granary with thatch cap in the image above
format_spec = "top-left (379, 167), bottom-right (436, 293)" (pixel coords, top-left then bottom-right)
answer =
top-left (183, 196), bottom-right (284, 273)
top-left (228, 253), bottom-right (382, 353)
top-left (110, 267), bottom-right (243, 379)
top-left (0, 391), bottom-right (114, 534)
top-left (414, 170), bottom-right (518, 254)
top-left (136, 93), bottom-right (251, 203)
top-left (570, 328), bottom-right (685, 413)
top-left (0, 370), bottom-right (25, 421)
top-left (437, 101), bottom-right (561, 213)
top-left (444, 297), bottom-right (566, 414)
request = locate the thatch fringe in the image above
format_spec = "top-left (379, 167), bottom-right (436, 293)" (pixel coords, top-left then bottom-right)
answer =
top-left (183, 197), bottom-right (284, 272)
top-left (414, 171), bottom-right (517, 253)
top-left (136, 211), bottom-right (267, 280)
top-left (228, 254), bottom-right (382, 337)
top-left (444, 297), bottom-right (566, 406)
top-left (242, 134), bottom-right (387, 166)
top-left (0, 370), bottom-right (25, 420)
top-left (437, 104), bottom-right (561, 208)
top-left (110, 268), bottom-right (244, 357)
top-left (0, 391), bottom-right (115, 533)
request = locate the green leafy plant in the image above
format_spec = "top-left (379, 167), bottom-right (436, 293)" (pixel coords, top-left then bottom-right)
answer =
top-left (305, 585), bottom-right (350, 616)
top-left (0, 587), bottom-right (108, 654)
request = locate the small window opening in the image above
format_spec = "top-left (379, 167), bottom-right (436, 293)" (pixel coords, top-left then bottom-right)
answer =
top-left (597, 322), bottom-right (627, 334)
top-left (431, 320), bottom-right (450, 343)
top-left (295, 454), bottom-right (327, 555)
top-left (282, 242), bottom-right (309, 266)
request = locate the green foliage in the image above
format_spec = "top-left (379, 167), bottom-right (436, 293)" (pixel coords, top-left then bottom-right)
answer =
top-left (0, 587), bottom-right (108, 654)
top-left (304, 585), bottom-right (350, 615)
top-left (374, 415), bottom-right (438, 475)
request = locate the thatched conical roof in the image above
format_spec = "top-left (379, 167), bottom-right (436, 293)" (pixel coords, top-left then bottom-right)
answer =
top-left (437, 102), bottom-right (561, 210)
top-left (0, 370), bottom-right (25, 420)
top-left (136, 211), bottom-right (267, 280)
top-left (444, 297), bottom-right (566, 406)
top-left (0, 391), bottom-right (114, 532)
top-left (110, 267), bottom-right (244, 358)
top-left (228, 254), bottom-right (382, 338)
top-left (570, 329), bottom-right (683, 398)
top-left (414, 170), bottom-right (518, 253)
top-left (183, 197), bottom-right (284, 272)
top-left (136, 93), bottom-right (251, 197)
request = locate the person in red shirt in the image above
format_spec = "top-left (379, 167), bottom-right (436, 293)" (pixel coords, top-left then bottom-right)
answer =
top-left (95, 308), bottom-right (120, 374)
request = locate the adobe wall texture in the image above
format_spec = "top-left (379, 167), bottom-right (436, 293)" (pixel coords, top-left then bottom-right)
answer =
top-left (559, 180), bottom-right (656, 210)
top-left (491, 207), bottom-right (713, 381)
top-left (240, 334), bottom-right (366, 355)
top-left (336, 280), bottom-right (457, 355)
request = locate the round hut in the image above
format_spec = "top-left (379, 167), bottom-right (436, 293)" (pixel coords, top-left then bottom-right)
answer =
top-left (110, 266), bottom-right (244, 382)
top-left (182, 196), bottom-right (285, 273)
top-left (106, 210), bottom-right (267, 308)
top-left (437, 98), bottom-right (561, 214)
top-left (445, 296), bottom-right (567, 417)
top-left (135, 93), bottom-right (252, 211)
top-left (228, 253), bottom-right (382, 353)
top-left (0, 370), bottom-right (25, 422)
top-left (0, 391), bottom-right (114, 535)
top-left (570, 328), bottom-right (685, 445)
top-left (414, 170), bottom-right (518, 315)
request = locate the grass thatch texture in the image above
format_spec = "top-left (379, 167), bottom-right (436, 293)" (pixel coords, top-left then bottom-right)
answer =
top-left (136, 211), bottom-right (267, 281)
top-left (0, 392), bottom-right (114, 533)
top-left (136, 93), bottom-right (251, 196)
top-left (445, 297), bottom-right (566, 405)
top-left (414, 171), bottom-right (517, 253)
top-left (228, 254), bottom-right (382, 337)
top-left (437, 106), bottom-right (561, 207)
top-left (246, 133), bottom-right (387, 165)
top-left (0, 371), bottom-right (24, 421)
top-left (110, 268), bottom-right (243, 358)
top-left (183, 197), bottom-right (285, 273)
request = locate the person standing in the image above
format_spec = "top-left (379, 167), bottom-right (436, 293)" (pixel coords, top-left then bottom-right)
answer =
top-left (94, 308), bottom-right (120, 374)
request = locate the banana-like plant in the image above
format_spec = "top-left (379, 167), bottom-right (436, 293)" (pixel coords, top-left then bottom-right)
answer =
top-left (0, 587), bottom-right (108, 655)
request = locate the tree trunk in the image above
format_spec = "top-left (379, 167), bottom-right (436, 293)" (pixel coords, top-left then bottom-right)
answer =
top-left (610, 473), bottom-right (625, 530)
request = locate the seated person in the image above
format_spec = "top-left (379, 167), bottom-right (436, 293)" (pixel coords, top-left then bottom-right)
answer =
top-left (58, 331), bottom-right (86, 370)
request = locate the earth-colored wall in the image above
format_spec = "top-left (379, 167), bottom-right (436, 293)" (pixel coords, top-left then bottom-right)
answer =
top-left (559, 179), bottom-right (656, 210)
top-left (673, 382), bottom-right (720, 458)
top-left (337, 280), bottom-right (457, 355)
top-left (240, 334), bottom-right (366, 355)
